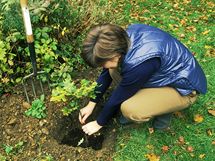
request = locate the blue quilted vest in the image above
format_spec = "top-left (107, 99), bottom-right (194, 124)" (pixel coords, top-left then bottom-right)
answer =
top-left (122, 24), bottom-right (207, 95)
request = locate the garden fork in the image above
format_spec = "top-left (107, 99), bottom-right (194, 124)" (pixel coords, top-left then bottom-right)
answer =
top-left (20, 0), bottom-right (50, 103)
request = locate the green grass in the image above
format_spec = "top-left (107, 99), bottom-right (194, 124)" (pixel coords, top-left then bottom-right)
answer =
top-left (112, 0), bottom-right (215, 161)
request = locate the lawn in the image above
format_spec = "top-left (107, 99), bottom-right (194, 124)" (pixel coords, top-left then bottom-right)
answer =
top-left (111, 0), bottom-right (215, 161)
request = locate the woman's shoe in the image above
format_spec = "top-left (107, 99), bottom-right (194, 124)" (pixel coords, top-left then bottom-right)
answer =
top-left (119, 115), bottom-right (131, 125)
top-left (152, 113), bottom-right (172, 130)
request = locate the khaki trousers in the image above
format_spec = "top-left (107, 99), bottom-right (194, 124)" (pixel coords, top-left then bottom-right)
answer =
top-left (109, 69), bottom-right (198, 123)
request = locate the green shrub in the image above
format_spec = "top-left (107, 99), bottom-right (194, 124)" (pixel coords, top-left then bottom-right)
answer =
top-left (0, 0), bottom-right (125, 115)
top-left (51, 77), bottom-right (97, 116)
top-left (0, 0), bottom-right (125, 92)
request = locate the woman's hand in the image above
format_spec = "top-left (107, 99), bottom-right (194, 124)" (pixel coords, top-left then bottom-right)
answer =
top-left (82, 121), bottom-right (102, 135)
top-left (79, 101), bottom-right (96, 124)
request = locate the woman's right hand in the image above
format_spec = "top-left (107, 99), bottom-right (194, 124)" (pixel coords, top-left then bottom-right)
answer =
top-left (79, 101), bottom-right (96, 124)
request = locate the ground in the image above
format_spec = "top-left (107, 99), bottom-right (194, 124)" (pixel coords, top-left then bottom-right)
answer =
top-left (0, 70), bottom-right (117, 161)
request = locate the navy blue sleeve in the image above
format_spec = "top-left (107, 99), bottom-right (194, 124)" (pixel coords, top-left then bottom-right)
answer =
top-left (90, 68), bottom-right (112, 103)
top-left (96, 58), bottom-right (161, 126)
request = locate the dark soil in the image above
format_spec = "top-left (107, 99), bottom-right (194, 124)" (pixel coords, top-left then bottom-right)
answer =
top-left (52, 111), bottom-right (104, 151)
top-left (0, 71), bottom-right (117, 161)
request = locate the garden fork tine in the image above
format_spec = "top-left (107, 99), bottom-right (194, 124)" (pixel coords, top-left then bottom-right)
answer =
top-left (20, 0), bottom-right (50, 103)
top-left (22, 71), bottom-right (50, 103)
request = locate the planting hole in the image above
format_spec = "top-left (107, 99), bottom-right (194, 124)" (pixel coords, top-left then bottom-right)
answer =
top-left (60, 128), bottom-right (104, 150)
top-left (51, 113), bottom-right (104, 151)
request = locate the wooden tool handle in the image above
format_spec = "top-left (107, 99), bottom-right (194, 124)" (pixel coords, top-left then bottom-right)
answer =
top-left (20, 0), bottom-right (34, 43)
top-left (20, 0), bottom-right (37, 76)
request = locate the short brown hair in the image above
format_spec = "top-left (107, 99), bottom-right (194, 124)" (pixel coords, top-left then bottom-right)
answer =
top-left (82, 24), bottom-right (129, 67)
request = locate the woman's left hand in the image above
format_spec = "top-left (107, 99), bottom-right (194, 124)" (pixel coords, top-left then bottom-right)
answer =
top-left (82, 121), bottom-right (102, 135)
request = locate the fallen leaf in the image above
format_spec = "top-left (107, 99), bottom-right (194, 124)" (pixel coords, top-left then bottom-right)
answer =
top-left (199, 154), bottom-right (205, 159)
top-left (161, 145), bottom-right (169, 153)
top-left (208, 109), bottom-right (215, 116)
top-left (207, 129), bottom-right (213, 136)
top-left (202, 30), bottom-right (210, 35)
top-left (41, 128), bottom-right (49, 135)
top-left (205, 45), bottom-right (213, 49)
top-left (178, 136), bottom-right (185, 145)
top-left (148, 128), bottom-right (154, 134)
top-left (7, 118), bottom-right (17, 125)
top-left (212, 141), bottom-right (215, 145)
top-left (199, 15), bottom-right (209, 20)
top-left (190, 36), bottom-right (196, 42)
top-left (180, 19), bottom-right (186, 26)
top-left (186, 146), bottom-right (194, 152)
top-left (146, 144), bottom-right (154, 150)
top-left (186, 26), bottom-right (196, 32)
top-left (22, 102), bottom-right (31, 109)
top-left (174, 111), bottom-right (184, 118)
top-left (145, 153), bottom-right (160, 161)
top-left (190, 153), bottom-right (195, 157)
top-left (183, 0), bottom-right (190, 4)
top-left (194, 114), bottom-right (204, 123)
top-left (173, 151), bottom-right (177, 155)
top-left (173, 4), bottom-right (178, 8)
top-left (180, 34), bottom-right (185, 38)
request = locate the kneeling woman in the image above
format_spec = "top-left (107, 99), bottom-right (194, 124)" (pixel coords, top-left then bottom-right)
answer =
top-left (79, 24), bottom-right (207, 135)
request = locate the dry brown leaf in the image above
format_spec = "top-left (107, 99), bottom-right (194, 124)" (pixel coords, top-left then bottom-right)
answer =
top-left (183, 0), bottom-right (191, 4)
top-left (178, 136), bottom-right (185, 145)
top-left (190, 36), bottom-right (196, 42)
top-left (186, 146), bottom-right (194, 152)
top-left (199, 154), bottom-right (206, 159)
top-left (180, 19), bottom-right (186, 26)
top-left (212, 141), bottom-right (215, 145)
top-left (205, 48), bottom-right (215, 57)
top-left (7, 118), bottom-right (17, 125)
top-left (173, 4), bottom-right (178, 9)
top-left (208, 109), bottom-right (215, 116)
top-left (161, 145), bottom-right (169, 153)
top-left (207, 2), bottom-right (215, 8)
top-left (194, 114), bottom-right (204, 123)
top-left (186, 26), bottom-right (197, 32)
top-left (23, 102), bottom-right (31, 109)
top-left (207, 129), bottom-right (213, 136)
top-left (148, 127), bottom-right (154, 134)
top-left (145, 153), bottom-right (160, 161)
top-left (173, 151), bottom-right (177, 155)
top-left (174, 111), bottom-right (184, 118)
top-left (180, 34), bottom-right (185, 38)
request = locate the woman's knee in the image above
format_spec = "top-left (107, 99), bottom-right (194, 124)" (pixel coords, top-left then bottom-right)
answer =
top-left (120, 100), bottom-right (132, 117)
top-left (120, 100), bottom-right (151, 122)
